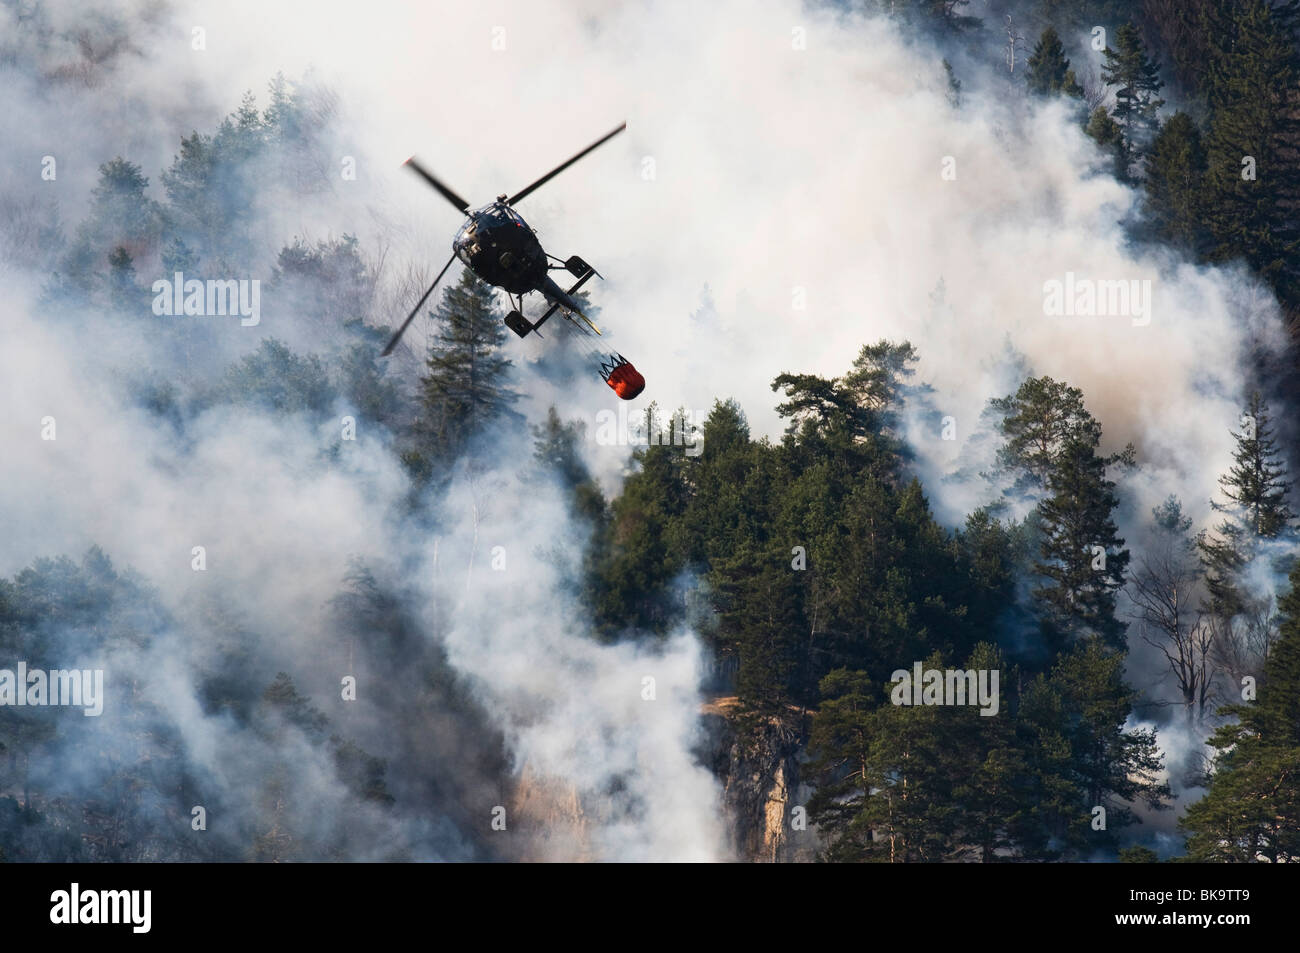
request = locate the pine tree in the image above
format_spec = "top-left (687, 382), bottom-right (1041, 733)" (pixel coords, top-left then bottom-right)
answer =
top-left (335, 335), bottom-right (404, 430)
top-left (772, 373), bottom-right (875, 456)
top-left (993, 377), bottom-right (1133, 649)
top-left (88, 158), bottom-right (161, 243)
top-left (1143, 112), bottom-right (1207, 249)
top-left (956, 508), bottom-right (1029, 648)
top-left (409, 270), bottom-right (521, 470)
top-left (807, 657), bottom-right (961, 862)
top-left (161, 91), bottom-right (270, 263)
top-left (1141, 0), bottom-right (1220, 98)
top-left (804, 668), bottom-right (881, 859)
top-left (1026, 27), bottom-right (1083, 98)
top-left (1035, 436), bottom-right (1131, 649)
top-left (221, 339), bottom-right (336, 414)
top-left (106, 246), bottom-right (139, 313)
top-left (1100, 22), bottom-right (1166, 179)
top-left (269, 234), bottom-right (372, 329)
top-left (843, 338), bottom-right (919, 440)
top-left (678, 399), bottom-right (755, 570)
top-left (1017, 640), bottom-right (1170, 858)
top-left (590, 414), bottom-right (691, 636)
top-left (531, 406), bottom-right (605, 525)
top-left (1199, 393), bottom-right (1294, 619)
top-left (1198, 394), bottom-right (1294, 682)
top-left (991, 376), bottom-right (1105, 492)
top-left (160, 235), bottom-right (198, 274)
top-left (1181, 559), bottom-right (1300, 862)
top-left (945, 642), bottom-right (1029, 862)
top-left (1218, 392), bottom-right (1294, 539)
top-left (719, 540), bottom-right (805, 712)
top-left (1199, 0), bottom-right (1300, 302)
top-left (61, 158), bottom-right (163, 300)
top-left (1086, 106), bottom-right (1126, 180)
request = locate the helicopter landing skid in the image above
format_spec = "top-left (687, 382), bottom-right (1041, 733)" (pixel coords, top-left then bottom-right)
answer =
top-left (504, 265), bottom-right (600, 338)
top-left (504, 309), bottom-right (534, 338)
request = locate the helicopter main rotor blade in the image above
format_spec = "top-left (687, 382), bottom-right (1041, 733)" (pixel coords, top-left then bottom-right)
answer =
top-left (381, 252), bottom-right (457, 357)
top-left (403, 157), bottom-right (471, 214)
top-left (506, 122), bottom-right (626, 206)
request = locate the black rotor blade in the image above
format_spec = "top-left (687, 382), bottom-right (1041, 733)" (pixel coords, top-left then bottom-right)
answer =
top-left (403, 157), bottom-right (471, 214)
top-left (381, 253), bottom-right (457, 357)
top-left (506, 122), bottom-right (626, 206)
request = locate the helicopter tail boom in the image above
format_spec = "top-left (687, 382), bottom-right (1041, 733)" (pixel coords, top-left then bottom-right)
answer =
top-left (537, 272), bottom-right (599, 333)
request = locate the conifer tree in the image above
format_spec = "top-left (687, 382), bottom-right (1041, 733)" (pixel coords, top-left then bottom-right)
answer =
top-left (945, 642), bottom-right (1029, 862)
top-left (1199, 0), bottom-right (1300, 301)
top-left (807, 657), bottom-right (959, 862)
top-left (1143, 112), bottom-right (1207, 249)
top-left (589, 412), bottom-right (691, 636)
top-left (409, 270), bottom-right (520, 471)
top-left (1198, 393), bottom-right (1294, 682)
top-left (531, 406), bottom-right (605, 525)
top-left (106, 246), bottom-right (139, 313)
top-left (1218, 393), bottom-right (1294, 539)
top-left (1085, 106), bottom-right (1126, 180)
top-left (1100, 22), bottom-right (1166, 179)
top-left (993, 377), bottom-right (1132, 649)
top-left (1199, 393), bottom-right (1294, 619)
top-left (1026, 27), bottom-right (1083, 98)
top-left (991, 376), bottom-right (1105, 493)
top-left (718, 540), bottom-right (805, 712)
top-left (61, 158), bottom-right (163, 299)
top-left (1182, 559), bottom-right (1300, 862)
top-left (1017, 640), bottom-right (1170, 858)
top-left (1035, 436), bottom-right (1131, 649)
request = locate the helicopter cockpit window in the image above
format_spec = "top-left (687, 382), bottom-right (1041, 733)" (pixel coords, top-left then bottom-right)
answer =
top-left (453, 222), bottom-right (478, 265)
top-left (479, 204), bottom-right (524, 229)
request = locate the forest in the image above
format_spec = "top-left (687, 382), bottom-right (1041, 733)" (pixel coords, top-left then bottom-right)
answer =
top-left (1, 0), bottom-right (1299, 862)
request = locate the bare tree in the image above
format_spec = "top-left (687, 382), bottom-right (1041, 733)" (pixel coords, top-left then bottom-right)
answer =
top-left (1076, 63), bottom-right (1110, 112)
top-left (1210, 592), bottom-right (1280, 692)
top-left (1129, 498), bottom-right (1217, 723)
top-left (1004, 15), bottom-right (1028, 74)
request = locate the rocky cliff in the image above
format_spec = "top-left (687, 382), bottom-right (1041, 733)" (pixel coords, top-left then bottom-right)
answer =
top-left (699, 696), bottom-right (821, 862)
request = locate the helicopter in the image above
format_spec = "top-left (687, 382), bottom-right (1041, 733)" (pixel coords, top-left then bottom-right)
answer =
top-left (381, 122), bottom-right (645, 400)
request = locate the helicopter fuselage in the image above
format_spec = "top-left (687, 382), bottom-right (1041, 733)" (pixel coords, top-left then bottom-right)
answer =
top-left (385, 123), bottom-right (643, 399)
top-left (453, 200), bottom-right (549, 295)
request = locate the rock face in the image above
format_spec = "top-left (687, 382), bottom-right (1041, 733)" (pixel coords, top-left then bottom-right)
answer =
top-left (508, 764), bottom-right (592, 862)
top-left (506, 697), bottom-right (822, 862)
top-left (699, 696), bottom-right (821, 862)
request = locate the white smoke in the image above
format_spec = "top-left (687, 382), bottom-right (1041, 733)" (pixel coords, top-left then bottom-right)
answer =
top-left (425, 462), bottom-right (724, 860)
